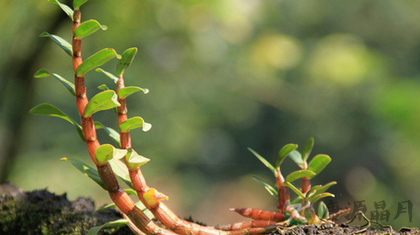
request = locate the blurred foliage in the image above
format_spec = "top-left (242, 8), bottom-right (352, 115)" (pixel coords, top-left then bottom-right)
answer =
top-left (1, 0), bottom-right (420, 228)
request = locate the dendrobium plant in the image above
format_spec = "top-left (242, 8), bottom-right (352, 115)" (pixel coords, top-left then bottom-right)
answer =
top-left (31, 1), bottom-right (337, 234)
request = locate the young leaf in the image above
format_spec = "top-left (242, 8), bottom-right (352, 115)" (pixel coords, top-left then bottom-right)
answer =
top-left (308, 192), bottom-right (335, 204)
top-left (252, 176), bottom-right (278, 199)
top-left (276, 144), bottom-right (298, 168)
top-left (94, 203), bottom-right (116, 214)
top-left (48, 0), bottom-right (73, 20)
top-left (307, 154), bottom-right (331, 176)
top-left (97, 84), bottom-right (110, 91)
top-left (73, 0), bottom-right (88, 9)
top-left (39, 32), bottom-right (72, 56)
top-left (96, 68), bottom-right (119, 83)
top-left (74, 19), bottom-right (108, 39)
top-left (95, 144), bottom-right (127, 165)
top-left (76, 48), bottom-right (121, 76)
top-left (29, 103), bottom-right (83, 140)
top-left (118, 86), bottom-right (149, 99)
top-left (34, 69), bottom-right (75, 96)
top-left (119, 116), bottom-right (152, 132)
top-left (108, 159), bottom-right (133, 188)
top-left (61, 157), bottom-right (106, 189)
top-left (83, 90), bottom-right (120, 117)
top-left (288, 150), bottom-right (305, 169)
top-left (248, 148), bottom-right (276, 174)
top-left (285, 181), bottom-right (305, 199)
top-left (285, 170), bottom-right (316, 183)
top-left (307, 181), bottom-right (337, 197)
top-left (116, 47), bottom-right (138, 76)
top-left (301, 137), bottom-right (315, 162)
top-left (86, 219), bottom-right (129, 235)
top-left (95, 121), bottom-right (120, 146)
top-left (126, 148), bottom-right (150, 169)
top-left (317, 201), bottom-right (329, 219)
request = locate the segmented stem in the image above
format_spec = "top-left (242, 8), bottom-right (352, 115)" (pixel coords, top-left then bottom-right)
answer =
top-left (71, 9), bottom-right (175, 235)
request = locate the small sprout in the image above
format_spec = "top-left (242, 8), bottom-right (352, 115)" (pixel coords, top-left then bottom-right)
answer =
top-left (143, 188), bottom-right (169, 208)
top-left (97, 84), bottom-right (110, 91)
top-left (126, 148), bottom-right (150, 170)
top-left (317, 201), bottom-right (329, 219)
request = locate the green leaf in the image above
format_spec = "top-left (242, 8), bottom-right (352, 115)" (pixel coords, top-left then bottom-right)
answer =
top-left (95, 144), bottom-right (127, 165)
top-left (96, 68), bottom-right (119, 83)
top-left (39, 32), bottom-right (72, 56)
top-left (95, 121), bottom-right (120, 146)
top-left (276, 144), bottom-right (298, 168)
top-left (307, 181), bottom-right (337, 198)
top-left (288, 150), bottom-right (305, 169)
top-left (97, 84), bottom-right (110, 91)
top-left (285, 170), bottom-right (316, 183)
top-left (86, 219), bottom-right (129, 235)
top-left (119, 116), bottom-right (152, 132)
top-left (125, 188), bottom-right (137, 195)
top-left (74, 20), bottom-right (108, 39)
top-left (126, 148), bottom-right (150, 169)
top-left (118, 86), bottom-right (149, 99)
top-left (76, 48), bottom-right (121, 76)
top-left (29, 103), bottom-right (83, 140)
top-left (61, 157), bottom-right (106, 189)
top-left (317, 201), bottom-right (329, 219)
top-left (285, 181), bottom-right (305, 199)
top-left (116, 47), bottom-right (138, 76)
top-left (83, 90), bottom-right (120, 117)
top-left (94, 203), bottom-right (116, 214)
top-left (307, 154), bottom-right (331, 177)
top-left (108, 159), bottom-right (133, 188)
top-left (301, 137), bottom-right (315, 162)
top-left (48, 0), bottom-right (73, 20)
top-left (308, 192), bottom-right (335, 204)
top-left (252, 176), bottom-right (277, 199)
top-left (248, 148), bottom-right (276, 174)
top-left (34, 69), bottom-right (75, 96)
top-left (73, 0), bottom-right (88, 9)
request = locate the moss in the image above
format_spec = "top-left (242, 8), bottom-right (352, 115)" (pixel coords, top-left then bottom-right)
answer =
top-left (0, 184), bottom-right (133, 235)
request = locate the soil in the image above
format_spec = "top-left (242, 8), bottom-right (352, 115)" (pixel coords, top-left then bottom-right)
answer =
top-left (1, 183), bottom-right (419, 235)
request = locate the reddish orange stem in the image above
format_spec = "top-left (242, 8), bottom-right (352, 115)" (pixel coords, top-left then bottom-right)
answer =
top-left (230, 208), bottom-right (285, 221)
top-left (215, 220), bottom-right (276, 231)
top-left (71, 9), bottom-right (176, 235)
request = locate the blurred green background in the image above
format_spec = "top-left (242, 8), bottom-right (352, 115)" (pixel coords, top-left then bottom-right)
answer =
top-left (1, 0), bottom-right (420, 228)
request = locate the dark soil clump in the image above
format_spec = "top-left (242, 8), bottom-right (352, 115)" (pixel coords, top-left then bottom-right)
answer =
top-left (0, 183), bottom-right (133, 235)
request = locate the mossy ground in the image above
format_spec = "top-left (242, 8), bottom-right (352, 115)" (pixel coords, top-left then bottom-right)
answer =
top-left (1, 184), bottom-right (419, 235)
top-left (0, 183), bottom-right (132, 235)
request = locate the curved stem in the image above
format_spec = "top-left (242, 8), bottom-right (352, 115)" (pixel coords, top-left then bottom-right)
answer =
top-left (71, 9), bottom-right (175, 235)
